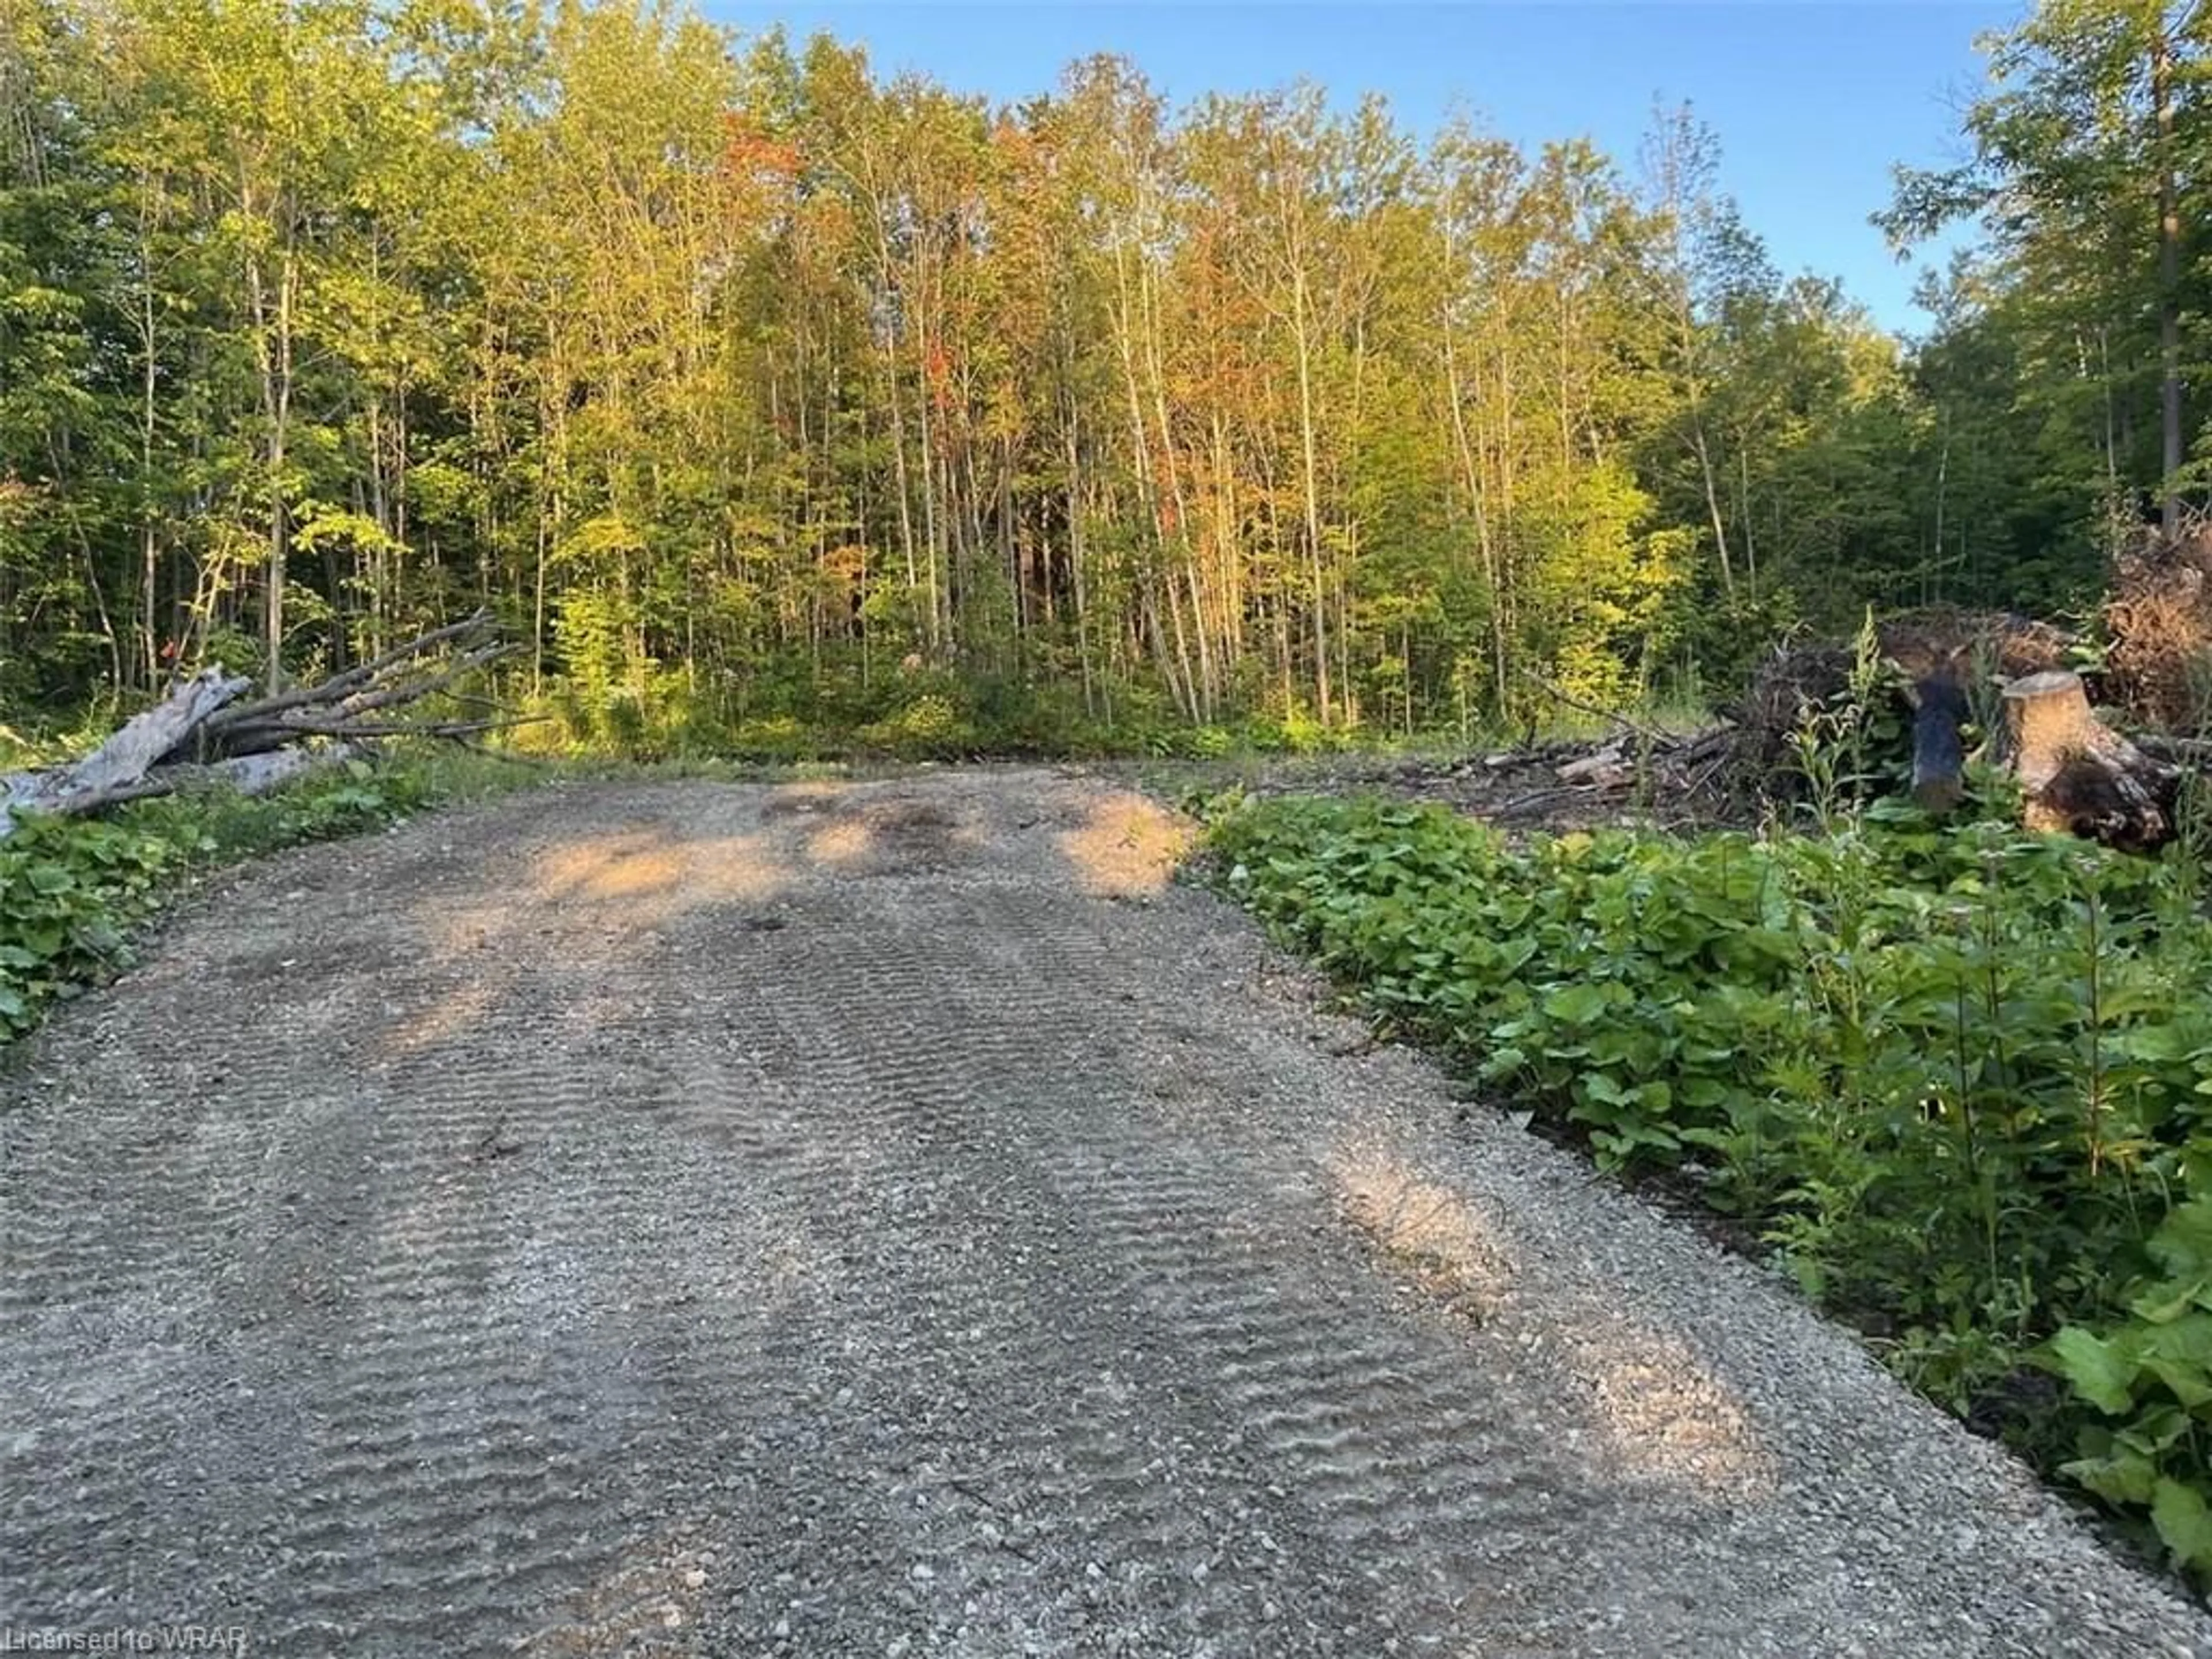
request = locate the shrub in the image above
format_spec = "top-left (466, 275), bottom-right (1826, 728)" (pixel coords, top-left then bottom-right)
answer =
top-left (854, 694), bottom-right (976, 759)
top-left (0, 815), bottom-right (177, 1035)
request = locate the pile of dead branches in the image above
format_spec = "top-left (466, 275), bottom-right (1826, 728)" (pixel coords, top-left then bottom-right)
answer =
top-left (1719, 609), bottom-right (2075, 796)
top-left (1480, 576), bottom-right (2212, 850)
top-left (2104, 512), bottom-right (2212, 732)
top-left (0, 612), bottom-right (517, 838)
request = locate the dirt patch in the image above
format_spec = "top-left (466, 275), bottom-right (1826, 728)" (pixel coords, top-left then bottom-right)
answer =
top-left (535, 829), bottom-right (787, 911)
top-left (756, 781), bottom-right (842, 819)
top-left (800, 792), bottom-right (971, 875)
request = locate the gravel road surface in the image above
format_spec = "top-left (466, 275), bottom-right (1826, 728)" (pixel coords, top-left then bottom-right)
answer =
top-left (4, 770), bottom-right (2209, 1657)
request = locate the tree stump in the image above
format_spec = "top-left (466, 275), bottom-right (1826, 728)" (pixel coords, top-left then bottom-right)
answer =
top-left (2000, 669), bottom-right (2178, 849)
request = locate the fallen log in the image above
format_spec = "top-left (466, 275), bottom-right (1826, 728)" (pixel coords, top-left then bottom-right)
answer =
top-left (0, 666), bottom-right (250, 836)
top-left (190, 744), bottom-right (366, 798)
top-left (0, 613), bottom-right (520, 838)
top-left (1999, 670), bottom-right (2177, 850)
top-left (49, 745), bottom-right (372, 813)
top-left (1556, 744), bottom-right (1632, 788)
top-left (214, 714), bottom-right (529, 751)
top-left (2137, 732), bottom-right (2212, 766)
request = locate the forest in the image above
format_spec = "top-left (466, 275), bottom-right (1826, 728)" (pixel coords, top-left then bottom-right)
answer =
top-left (0, 0), bottom-right (2204, 751)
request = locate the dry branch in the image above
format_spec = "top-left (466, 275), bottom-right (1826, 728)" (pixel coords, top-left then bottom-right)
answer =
top-left (1516, 666), bottom-right (1668, 745)
top-left (0, 613), bottom-right (515, 837)
top-left (202, 609), bottom-right (497, 732)
top-left (201, 612), bottom-right (503, 740)
top-left (2103, 521), bottom-right (2212, 732)
top-left (64, 745), bottom-right (372, 811)
top-left (217, 715), bottom-right (535, 750)
top-left (333, 642), bottom-right (514, 719)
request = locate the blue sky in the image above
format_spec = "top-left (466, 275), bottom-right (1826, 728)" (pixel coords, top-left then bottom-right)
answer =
top-left (702, 2), bottom-right (2022, 338)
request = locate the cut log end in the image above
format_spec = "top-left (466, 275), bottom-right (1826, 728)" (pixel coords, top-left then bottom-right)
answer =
top-left (2002, 671), bottom-right (2099, 791)
top-left (1999, 669), bottom-right (2178, 850)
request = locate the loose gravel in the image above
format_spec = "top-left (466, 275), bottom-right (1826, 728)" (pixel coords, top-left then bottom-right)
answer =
top-left (3, 768), bottom-right (2207, 1657)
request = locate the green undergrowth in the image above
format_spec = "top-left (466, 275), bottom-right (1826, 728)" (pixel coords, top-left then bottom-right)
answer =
top-left (0, 745), bottom-right (540, 1047)
top-left (516, 660), bottom-right (1679, 767)
top-left (1202, 789), bottom-right (2212, 1584)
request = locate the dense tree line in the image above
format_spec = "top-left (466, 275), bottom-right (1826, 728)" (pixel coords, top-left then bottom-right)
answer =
top-left (0, 0), bottom-right (2205, 743)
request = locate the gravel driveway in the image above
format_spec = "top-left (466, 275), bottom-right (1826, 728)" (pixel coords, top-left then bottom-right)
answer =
top-left (3, 769), bottom-right (2208, 1657)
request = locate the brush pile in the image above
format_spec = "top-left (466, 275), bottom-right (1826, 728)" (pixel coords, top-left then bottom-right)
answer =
top-left (1723, 608), bottom-right (2074, 786)
top-left (0, 612), bottom-right (516, 839)
top-left (1486, 584), bottom-right (2203, 849)
top-left (1717, 605), bottom-right (2192, 847)
top-left (2104, 510), bottom-right (2212, 731)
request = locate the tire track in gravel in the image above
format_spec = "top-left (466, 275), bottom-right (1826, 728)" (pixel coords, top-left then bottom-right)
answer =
top-left (4, 769), bottom-right (2210, 1658)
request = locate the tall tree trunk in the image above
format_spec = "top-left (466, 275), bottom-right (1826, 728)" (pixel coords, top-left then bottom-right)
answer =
top-left (915, 346), bottom-right (943, 653)
top-left (1494, 334), bottom-right (1520, 710)
top-left (2152, 17), bottom-right (2183, 535)
top-left (135, 177), bottom-right (161, 690)
top-left (1738, 442), bottom-right (1758, 593)
top-left (884, 340), bottom-right (922, 645)
top-left (1062, 397), bottom-right (1094, 717)
top-left (247, 236), bottom-right (298, 695)
top-left (1440, 283), bottom-right (1505, 718)
top-left (1931, 405), bottom-right (1950, 604)
top-left (1291, 270), bottom-right (1331, 725)
top-left (1691, 415), bottom-right (1733, 604)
